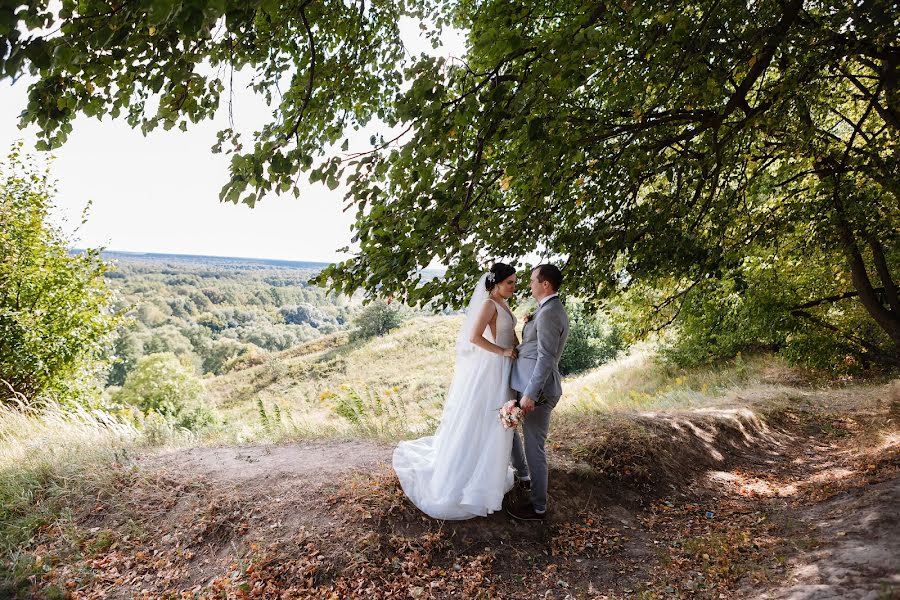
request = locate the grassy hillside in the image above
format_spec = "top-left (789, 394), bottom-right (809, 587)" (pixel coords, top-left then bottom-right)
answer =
top-left (203, 315), bottom-right (461, 440)
top-left (199, 312), bottom-right (821, 444)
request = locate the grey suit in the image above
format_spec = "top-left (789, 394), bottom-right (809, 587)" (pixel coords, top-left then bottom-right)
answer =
top-left (510, 295), bottom-right (569, 513)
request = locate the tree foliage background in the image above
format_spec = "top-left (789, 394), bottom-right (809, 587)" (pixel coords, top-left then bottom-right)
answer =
top-left (0, 143), bottom-right (119, 404)
top-left (559, 300), bottom-right (624, 376)
top-left (2, 0), bottom-right (898, 368)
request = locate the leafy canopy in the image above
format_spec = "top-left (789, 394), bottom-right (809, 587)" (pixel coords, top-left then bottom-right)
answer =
top-left (3, 0), bottom-right (899, 362)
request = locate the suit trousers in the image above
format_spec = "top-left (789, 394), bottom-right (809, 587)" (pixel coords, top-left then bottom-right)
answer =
top-left (510, 393), bottom-right (559, 513)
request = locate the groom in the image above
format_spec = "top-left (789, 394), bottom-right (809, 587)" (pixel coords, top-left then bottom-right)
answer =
top-left (507, 264), bottom-right (569, 521)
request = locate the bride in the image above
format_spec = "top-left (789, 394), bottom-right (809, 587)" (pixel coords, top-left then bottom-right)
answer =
top-left (393, 263), bottom-right (521, 519)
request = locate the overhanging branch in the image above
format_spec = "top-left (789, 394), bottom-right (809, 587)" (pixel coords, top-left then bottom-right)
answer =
top-left (284, 0), bottom-right (317, 142)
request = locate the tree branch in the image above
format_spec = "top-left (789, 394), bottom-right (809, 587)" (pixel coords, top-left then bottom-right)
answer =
top-left (284, 0), bottom-right (317, 142)
top-left (343, 124), bottom-right (414, 159)
top-left (840, 65), bottom-right (900, 133)
top-left (791, 309), bottom-right (900, 367)
top-left (789, 288), bottom-right (886, 311)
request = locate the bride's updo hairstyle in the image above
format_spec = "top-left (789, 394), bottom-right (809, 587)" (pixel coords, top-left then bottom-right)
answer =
top-left (485, 263), bottom-right (516, 292)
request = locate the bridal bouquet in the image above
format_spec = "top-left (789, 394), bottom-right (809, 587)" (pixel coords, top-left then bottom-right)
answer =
top-left (498, 399), bottom-right (524, 429)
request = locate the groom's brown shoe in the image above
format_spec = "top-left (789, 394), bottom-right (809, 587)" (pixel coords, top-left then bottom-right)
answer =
top-left (505, 502), bottom-right (546, 522)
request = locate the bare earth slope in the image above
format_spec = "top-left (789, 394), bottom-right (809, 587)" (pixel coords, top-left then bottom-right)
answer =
top-left (8, 383), bottom-right (899, 599)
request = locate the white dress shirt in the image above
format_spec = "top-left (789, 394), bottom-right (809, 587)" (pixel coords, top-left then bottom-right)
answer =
top-left (538, 293), bottom-right (559, 307)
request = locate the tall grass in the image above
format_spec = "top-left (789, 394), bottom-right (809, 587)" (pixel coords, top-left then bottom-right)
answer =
top-left (0, 400), bottom-right (139, 468)
top-left (560, 345), bottom-right (803, 415)
top-left (0, 399), bottom-right (147, 591)
top-left (201, 316), bottom-right (460, 442)
top-left (200, 317), bottom-right (808, 443)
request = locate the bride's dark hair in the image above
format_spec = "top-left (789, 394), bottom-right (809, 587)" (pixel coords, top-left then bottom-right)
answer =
top-left (485, 263), bottom-right (516, 292)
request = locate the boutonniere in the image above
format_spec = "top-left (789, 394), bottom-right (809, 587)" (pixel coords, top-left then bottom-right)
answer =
top-left (523, 313), bottom-right (535, 324)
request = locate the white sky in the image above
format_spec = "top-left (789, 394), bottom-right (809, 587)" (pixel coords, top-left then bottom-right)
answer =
top-left (0, 19), bottom-right (465, 264)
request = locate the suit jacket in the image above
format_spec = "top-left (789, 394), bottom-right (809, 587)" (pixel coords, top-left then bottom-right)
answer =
top-left (510, 295), bottom-right (570, 401)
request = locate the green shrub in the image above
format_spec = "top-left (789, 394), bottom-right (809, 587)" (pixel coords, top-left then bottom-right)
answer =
top-left (559, 301), bottom-right (625, 376)
top-left (653, 271), bottom-right (892, 374)
top-left (351, 300), bottom-right (404, 340)
top-left (655, 276), bottom-right (788, 369)
top-left (615, 238), bottom-right (899, 372)
top-left (113, 352), bottom-right (214, 431)
top-left (0, 143), bottom-right (119, 405)
top-left (199, 338), bottom-right (248, 375)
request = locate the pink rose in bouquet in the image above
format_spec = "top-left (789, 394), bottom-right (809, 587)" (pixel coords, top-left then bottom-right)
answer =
top-left (498, 399), bottom-right (523, 429)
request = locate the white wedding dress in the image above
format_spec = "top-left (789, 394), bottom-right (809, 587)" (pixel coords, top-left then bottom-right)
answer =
top-left (393, 277), bottom-right (516, 519)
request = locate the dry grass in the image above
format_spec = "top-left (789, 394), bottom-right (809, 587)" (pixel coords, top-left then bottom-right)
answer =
top-left (0, 401), bottom-right (141, 588)
top-left (0, 401), bottom-right (140, 473)
top-left (200, 316), bottom-right (822, 445)
top-left (200, 315), bottom-right (461, 443)
top-left (560, 345), bottom-right (811, 415)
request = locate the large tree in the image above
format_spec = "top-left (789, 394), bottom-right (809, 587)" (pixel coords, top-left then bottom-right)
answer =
top-left (2, 0), bottom-right (898, 362)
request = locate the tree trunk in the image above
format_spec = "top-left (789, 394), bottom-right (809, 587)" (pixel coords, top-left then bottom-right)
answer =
top-left (881, 51), bottom-right (900, 132)
top-left (830, 187), bottom-right (900, 348)
top-left (867, 235), bottom-right (900, 316)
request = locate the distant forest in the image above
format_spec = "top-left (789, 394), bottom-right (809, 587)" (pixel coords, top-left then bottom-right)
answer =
top-left (101, 252), bottom-right (356, 385)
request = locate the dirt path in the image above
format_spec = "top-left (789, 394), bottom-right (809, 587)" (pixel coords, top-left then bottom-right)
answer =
top-left (133, 404), bottom-right (899, 599)
top-left (756, 477), bottom-right (899, 599)
top-left (142, 439), bottom-right (393, 486)
top-left (9, 397), bottom-right (899, 599)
